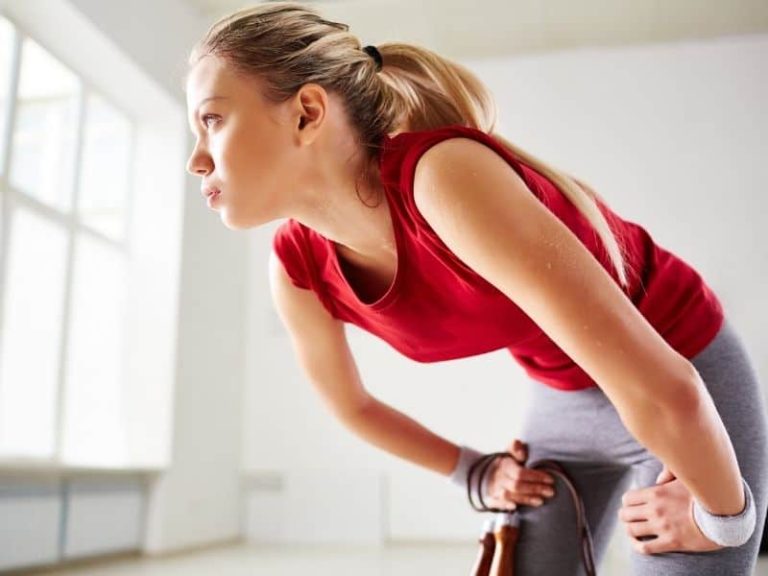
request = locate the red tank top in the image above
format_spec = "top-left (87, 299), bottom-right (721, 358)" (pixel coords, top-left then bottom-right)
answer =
top-left (272, 124), bottom-right (724, 391)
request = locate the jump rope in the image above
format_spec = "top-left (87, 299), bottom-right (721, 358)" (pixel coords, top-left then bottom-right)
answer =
top-left (466, 452), bottom-right (598, 576)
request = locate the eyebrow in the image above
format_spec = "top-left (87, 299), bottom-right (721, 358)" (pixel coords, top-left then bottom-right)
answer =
top-left (193, 95), bottom-right (228, 112)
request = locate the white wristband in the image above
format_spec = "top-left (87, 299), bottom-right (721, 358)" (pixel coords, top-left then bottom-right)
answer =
top-left (692, 477), bottom-right (756, 547)
top-left (448, 445), bottom-right (492, 502)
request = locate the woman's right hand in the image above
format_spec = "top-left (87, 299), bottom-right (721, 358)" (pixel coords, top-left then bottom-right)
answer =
top-left (483, 439), bottom-right (558, 510)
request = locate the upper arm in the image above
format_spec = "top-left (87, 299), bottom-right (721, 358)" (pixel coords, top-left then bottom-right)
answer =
top-left (412, 138), bottom-right (697, 413)
top-left (268, 248), bottom-right (372, 420)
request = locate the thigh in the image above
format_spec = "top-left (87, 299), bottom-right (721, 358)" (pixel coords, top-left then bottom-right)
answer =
top-left (513, 457), bottom-right (632, 576)
top-left (514, 375), bottom-right (634, 575)
top-left (629, 319), bottom-right (768, 576)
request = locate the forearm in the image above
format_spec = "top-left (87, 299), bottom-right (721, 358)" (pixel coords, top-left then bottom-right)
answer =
top-left (627, 371), bottom-right (745, 516)
top-left (342, 397), bottom-right (461, 477)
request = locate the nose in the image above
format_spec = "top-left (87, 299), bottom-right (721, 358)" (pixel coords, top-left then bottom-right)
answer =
top-left (186, 144), bottom-right (213, 176)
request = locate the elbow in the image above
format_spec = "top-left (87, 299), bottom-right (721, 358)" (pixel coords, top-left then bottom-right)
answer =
top-left (334, 395), bottom-right (377, 427)
top-left (666, 363), bottom-right (706, 413)
top-left (619, 367), bottom-right (704, 446)
top-left (649, 360), bottom-right (705, 415)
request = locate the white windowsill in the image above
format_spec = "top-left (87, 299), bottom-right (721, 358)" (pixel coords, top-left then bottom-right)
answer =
top-left (0, 457), bottom-right (165, 477)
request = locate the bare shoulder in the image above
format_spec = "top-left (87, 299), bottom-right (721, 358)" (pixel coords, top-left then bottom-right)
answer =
top-left (412, 136), bottom-right (529, 216)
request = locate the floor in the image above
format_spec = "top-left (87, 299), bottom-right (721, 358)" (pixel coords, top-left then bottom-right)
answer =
top-left (16, 542), bottom-right (768, 576)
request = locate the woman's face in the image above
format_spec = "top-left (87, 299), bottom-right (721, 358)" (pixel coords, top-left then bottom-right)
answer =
top-left (185, 55), bottom-right (298, 229)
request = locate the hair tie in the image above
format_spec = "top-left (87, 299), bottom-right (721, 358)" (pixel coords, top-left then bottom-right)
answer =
top-left (362, 45), bottom-right (383, 71)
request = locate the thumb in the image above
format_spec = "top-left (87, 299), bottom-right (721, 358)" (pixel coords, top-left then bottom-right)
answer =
top-left (509, 439), bottom-right (528, 462)
top-left (656, 465), bottom-right (676, 484)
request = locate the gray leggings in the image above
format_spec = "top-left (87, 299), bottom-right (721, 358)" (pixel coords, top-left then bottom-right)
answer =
top-left (512, 317), bottom-right (768, 575)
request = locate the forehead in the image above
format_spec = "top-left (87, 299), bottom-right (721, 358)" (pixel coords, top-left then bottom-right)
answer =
top-left (186, 55), bottom-right (233, 108)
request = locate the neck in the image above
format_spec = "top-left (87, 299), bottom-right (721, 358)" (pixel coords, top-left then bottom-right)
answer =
top-left (288, 146), bottom-right (395, 264)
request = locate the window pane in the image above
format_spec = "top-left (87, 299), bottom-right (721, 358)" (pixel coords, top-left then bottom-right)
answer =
top-left (79, 93), bottom-right (132, 241)
top-left (61, 235), bottom-right (128, 466)
top-left (0, 16), bottom-right (13, 176)
top-left (10, 38), bottom-right (79, 212)
top-left (0, 209), bottom-right (69, 458)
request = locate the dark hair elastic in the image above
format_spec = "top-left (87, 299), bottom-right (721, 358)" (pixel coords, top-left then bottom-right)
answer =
top-left (362, 45), bottom-right (383, 71)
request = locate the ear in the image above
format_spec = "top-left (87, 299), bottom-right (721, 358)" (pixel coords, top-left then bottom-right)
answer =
top-left (294, 83), bottom-right (328, 139)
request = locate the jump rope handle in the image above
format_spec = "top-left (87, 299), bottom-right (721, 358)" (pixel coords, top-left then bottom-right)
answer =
top-left (470, 518), bottom-right (497, 576)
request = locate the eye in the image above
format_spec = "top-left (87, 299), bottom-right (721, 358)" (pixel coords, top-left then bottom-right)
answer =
top-left (201, 114), bottom-right (220, 128)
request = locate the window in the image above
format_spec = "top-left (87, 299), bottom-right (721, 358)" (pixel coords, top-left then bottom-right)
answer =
top-left (0, 16), bottom-right (134, 463)
top-left (10, 37), bottom-right (79, 212)
top-left (0, 16), bottom-right (12, 171)
top-left (78, 92), bottom-right (133, 240)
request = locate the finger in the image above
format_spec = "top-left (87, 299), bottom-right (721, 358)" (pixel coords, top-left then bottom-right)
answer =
top-left (508, 438), bottom-right (528, 451)
top-left (507, 440), bottom-right (528, 463)
top-left (655, 467), bottom-right (675, 485)
top-left (625, 520), bottom-right (654, 539)
top-left (501, 488), bottom-right (546, 508)
top-left (496, 463), bottom-right (553, 494)
top-left (632, 534), bottom-right (675, 555)
top-left (621, 487), bottom-right (652, 507)
top-left (499, 470), bottom-right (557, 499)
top-left (513, 439), bottom-right (528, 457)
top-left (516, 466), bottom-right (556, 486)
top-left (618, 505), bottom-right (648, 523)
top-left (502, 481), bottom-right (557, 504)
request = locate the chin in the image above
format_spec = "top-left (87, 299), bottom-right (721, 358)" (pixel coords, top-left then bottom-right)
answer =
top-left (220, 210), bottom-right (262, 231)
top-left (221, 216), bottom-right (250, 231)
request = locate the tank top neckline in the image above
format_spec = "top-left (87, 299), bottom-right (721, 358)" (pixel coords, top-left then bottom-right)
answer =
top-left (325, 132), bottom-right (404, 310)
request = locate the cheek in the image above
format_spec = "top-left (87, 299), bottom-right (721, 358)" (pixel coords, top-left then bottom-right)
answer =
top-left (238, 141), bottom-right (292, 185)
top-left (223, 122), bottom-right (296, 197)
top-left (222, 148), bottom-right (275, 204)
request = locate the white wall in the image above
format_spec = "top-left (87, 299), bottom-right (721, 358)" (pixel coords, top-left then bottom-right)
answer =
top-left (243, 33), bottom-right (768, 551)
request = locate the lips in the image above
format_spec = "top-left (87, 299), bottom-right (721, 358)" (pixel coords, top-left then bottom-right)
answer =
top-left (201, 185), bottom-right (221, 199)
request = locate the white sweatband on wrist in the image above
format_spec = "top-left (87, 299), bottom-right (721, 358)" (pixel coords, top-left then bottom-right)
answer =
top-left (692, 477), bottom-right (756, 547)
top-left (448, 445), bottom-right (492, 501)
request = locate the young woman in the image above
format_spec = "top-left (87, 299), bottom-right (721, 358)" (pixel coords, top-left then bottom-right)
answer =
top-left (184, 3), bottom-right (767, 573)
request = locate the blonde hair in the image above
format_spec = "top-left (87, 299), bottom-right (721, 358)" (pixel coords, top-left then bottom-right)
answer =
top-left (188, 2), bottom-right (631, 288)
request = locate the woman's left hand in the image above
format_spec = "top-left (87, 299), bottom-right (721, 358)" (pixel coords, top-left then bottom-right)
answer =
top-left (618, 465), bottom-right (726, 555)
